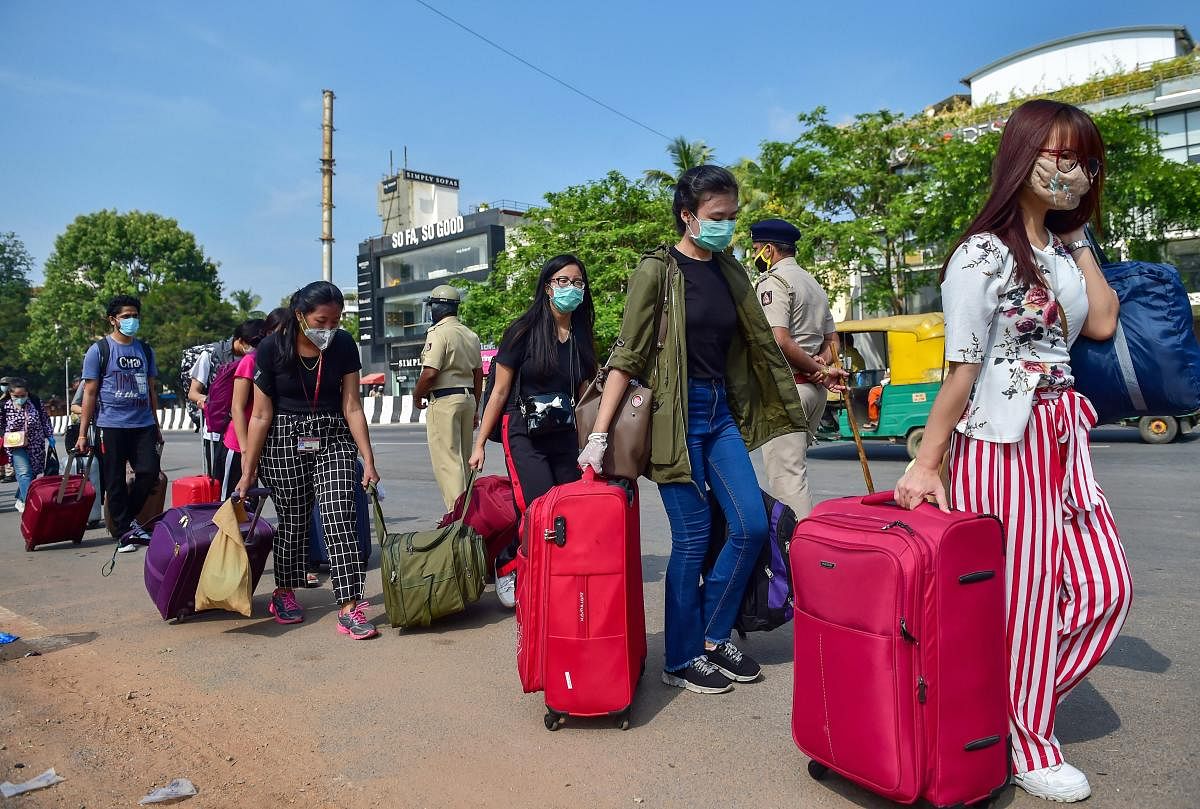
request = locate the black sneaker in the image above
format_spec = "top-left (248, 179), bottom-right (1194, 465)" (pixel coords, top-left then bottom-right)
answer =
top-left (661, 657), bottom-right (733, 694)
top-left (706, 640), bottom-right (761, 682)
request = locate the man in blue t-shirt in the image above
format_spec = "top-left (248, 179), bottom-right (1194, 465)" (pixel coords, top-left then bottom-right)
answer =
top-left (76, 294), bottom-right (163, 552)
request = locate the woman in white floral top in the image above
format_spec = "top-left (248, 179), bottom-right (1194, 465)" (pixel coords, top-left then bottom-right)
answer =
top-left (896, 100), bottom-right (1132, 804)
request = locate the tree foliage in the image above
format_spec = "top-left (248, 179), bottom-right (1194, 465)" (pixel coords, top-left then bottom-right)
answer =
top-left (644, 136), bottom-right (715, 188)
top-left (0, 232), bottom-right (34, 380)
top-left (22, 210), bottom-right (235, 388)
top-left (459, 171), bottom-right (676, 350)
top-left (229, 289), bottom-right (266, 320)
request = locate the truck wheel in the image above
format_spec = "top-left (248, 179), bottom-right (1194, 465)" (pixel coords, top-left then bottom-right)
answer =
top-left (1138, 416), bottom-right (1178, 444)
top-left (905, 427), bottom-right (924, 460)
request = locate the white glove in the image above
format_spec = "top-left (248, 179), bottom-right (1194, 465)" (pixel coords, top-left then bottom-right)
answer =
top-left (577, 432), bottom-right (608, 473)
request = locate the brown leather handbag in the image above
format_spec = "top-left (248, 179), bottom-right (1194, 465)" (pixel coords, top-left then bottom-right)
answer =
top-left (575, 264), bottom-right (673, 480)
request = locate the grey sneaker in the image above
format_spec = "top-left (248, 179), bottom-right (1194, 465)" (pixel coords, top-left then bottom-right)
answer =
top-left (337, 602), bottom-right (379, 640)
top-left (495, 565), bottom-right (517, 608)
top-left (269, 588), bottom-right (304, 624)
top-left (128, 520), bottom-right (153, 544)
top-left (661, 657), bottom-right (733, 694)
top-left (706, 640), bottom-right (762, 682)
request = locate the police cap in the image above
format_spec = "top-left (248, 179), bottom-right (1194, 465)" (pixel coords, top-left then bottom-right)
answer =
top-left (429, 285), bottom-right (461, 303)
top-left (749, 218), bottom-right (801, 247)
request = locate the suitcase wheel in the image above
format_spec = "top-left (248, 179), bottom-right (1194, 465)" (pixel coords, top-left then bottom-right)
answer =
top-left (543, 710), bottom-right (565, 732)
top-left (807, 761), bottom-right (829, 781)
top-left (614, 708), bottom-right (631, 731)
top-left (168, 608), bottom-right (190, 625)
top-left (72, 537), bottom-right (83, 545)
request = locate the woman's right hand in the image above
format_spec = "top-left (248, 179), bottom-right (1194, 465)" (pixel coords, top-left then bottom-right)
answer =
top-left (895, 461), bottom-right (949, 513)
top-left (234, 470), bottom-right (258, 501)
top-left (74, 434), bottom-right (89, 455)
top-left (468, 445), bottom-right (485, 471)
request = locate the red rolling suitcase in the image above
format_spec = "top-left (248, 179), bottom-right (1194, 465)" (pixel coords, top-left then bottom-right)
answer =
top-left (171, 475), bottom-right (221, 508)
top-left (791, 491), bottom-right (1009, 808)
top-left (515, 468), bottom-right (646, 730)
top-left (143, 489), bottom-right (275, 623)
top-left (21, 451), bottom-right (97, 551)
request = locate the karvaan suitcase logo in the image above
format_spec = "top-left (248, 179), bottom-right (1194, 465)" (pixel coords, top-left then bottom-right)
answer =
top-left (819, 560), bottom-right (836, 569)
top-left (578, 591), bottom-right (585, 623)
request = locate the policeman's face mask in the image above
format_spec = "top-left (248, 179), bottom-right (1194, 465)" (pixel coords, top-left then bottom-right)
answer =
top-left (428, 301), bottom-right (457, 324)
top-left (751, 245), bottom-right (772, 273)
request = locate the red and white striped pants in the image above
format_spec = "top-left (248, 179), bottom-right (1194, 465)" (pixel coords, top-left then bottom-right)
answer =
top-left (950, 389), bottom-right (1132, 773)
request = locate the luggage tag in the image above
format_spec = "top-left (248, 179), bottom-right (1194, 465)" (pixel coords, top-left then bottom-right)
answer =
top-left (297, 435), bottom-right (321, 453)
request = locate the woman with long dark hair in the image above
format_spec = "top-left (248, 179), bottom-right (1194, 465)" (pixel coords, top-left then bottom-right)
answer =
top-left (235, 283), bottom-right (381, 640)
top-left (896, 100), bottom-right (1131, 803)
top-left (469, 254), bottom-right (598, 607)
top-left (221, 310), bottom-right (288, 499)
top-left (1, 379), bottom-right (54, 513)
top-left (582, 165), bottom-right (807, 695)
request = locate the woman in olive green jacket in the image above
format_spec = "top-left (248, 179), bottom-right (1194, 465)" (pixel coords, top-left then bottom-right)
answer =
top-left (580, 165), bottom-right (807, 694)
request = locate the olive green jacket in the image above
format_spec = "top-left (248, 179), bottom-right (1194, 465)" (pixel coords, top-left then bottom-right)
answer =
top-left (606, 246), bottom-right (808, 485)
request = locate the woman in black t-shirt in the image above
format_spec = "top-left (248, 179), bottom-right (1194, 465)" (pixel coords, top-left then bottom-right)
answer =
top-left (469, 254), bottom-right (597, 607)
top-left (235, 281), bottom-right (381, 640)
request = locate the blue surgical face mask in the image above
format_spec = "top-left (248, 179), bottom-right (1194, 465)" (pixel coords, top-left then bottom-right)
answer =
top-left (12, 396), bottom-right (27, 407)
top-left (687, 214), bottom-right (736, 252)
top-left (0, 385), bottom-right (7, 393)
top-left (118, 317), bottom-right (140, 337)
top-left (551, 286), bottom-right (585, 313)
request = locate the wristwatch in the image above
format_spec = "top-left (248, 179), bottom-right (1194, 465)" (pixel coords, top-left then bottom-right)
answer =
top-left (1064, 239), bottom-right (1090, 254)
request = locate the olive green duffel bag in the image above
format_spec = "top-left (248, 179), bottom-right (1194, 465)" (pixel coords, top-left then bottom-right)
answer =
top-left (373, 474), bottom-right (488, 629)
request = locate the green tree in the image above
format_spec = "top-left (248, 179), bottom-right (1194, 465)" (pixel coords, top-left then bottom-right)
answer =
top-left (229, 288), bottom-right (265, 320)
top-left (22, 210), bottom-right (234, 388)
top-left (459, 171), bottom-right (676, 349)
top-left (643, 136), bottom-right (716, 188)
top-left (740, 108), bottom-right (931, 315)
top-left (1, 233), bottom-right (33, 371)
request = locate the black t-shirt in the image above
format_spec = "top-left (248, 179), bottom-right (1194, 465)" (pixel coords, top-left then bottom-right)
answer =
top-left (671, 246), bottom-right (736, 380)
top-left (254, 330), bottom-right (361, 415)
top-left (495, 328), bottom-right (587, 411)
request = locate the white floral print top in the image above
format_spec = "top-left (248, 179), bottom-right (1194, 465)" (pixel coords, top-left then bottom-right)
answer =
top-left (942, 231), bottom-right (1089, 443)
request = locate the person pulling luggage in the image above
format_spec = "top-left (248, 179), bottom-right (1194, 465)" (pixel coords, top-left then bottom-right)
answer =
top-left (0, 379), bottom-right (55, 514)
top-left (414, 285), bottom-right (483, 511)
top-left (750, 218), bottom-right (845, 518)
top-left (470, 254), bottom-right (598, 608)
top-left (580, 166), bottom-right (808, 694)
top-left (896, 99), bottom-right (1132, 804)
top-left (234, 281), bottom-right (382, 640)
top-left (75, 295), bottom-right (163, 553)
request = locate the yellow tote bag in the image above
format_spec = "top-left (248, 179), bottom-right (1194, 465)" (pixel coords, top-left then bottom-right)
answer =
top-left (195, 499), bottom-right (253, 617)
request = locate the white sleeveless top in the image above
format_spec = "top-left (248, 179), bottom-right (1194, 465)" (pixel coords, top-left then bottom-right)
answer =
top-left (941, 232), bottom-right (1089, 443)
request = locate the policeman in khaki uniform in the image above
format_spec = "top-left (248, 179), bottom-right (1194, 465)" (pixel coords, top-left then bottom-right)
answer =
top-left (750, 219), bottom-right (844, 518)
top-left (413, 285), bottom-right (484, 509)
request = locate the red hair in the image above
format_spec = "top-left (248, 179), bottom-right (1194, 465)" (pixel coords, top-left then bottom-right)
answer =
top-left (942, 99), bottom-right (1106, 288)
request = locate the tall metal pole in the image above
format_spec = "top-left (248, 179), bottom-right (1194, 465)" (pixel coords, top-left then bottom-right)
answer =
top-left (320, 89), bottom-right (335, 282)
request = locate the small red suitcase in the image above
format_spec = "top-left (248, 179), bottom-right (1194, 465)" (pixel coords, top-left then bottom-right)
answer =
top-left (21, 452), bottom-right (97, 551)
top-left (791, 491), bottom-right (1009, 808)
top-left (516, 468), bottom-right (646, 730)
top-left (171, 475), bottom-right (221, 508)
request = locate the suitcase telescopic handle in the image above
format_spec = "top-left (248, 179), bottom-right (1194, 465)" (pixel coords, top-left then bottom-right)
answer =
top-left (862, 491), bottom-right (899, 506)
top-left (232, 487), bottom-right (272, 538)
top-left (59, 448), bottom-right (96, 504)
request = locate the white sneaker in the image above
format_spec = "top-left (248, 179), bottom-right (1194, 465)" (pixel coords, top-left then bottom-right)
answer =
top-left (117, 542), bottom-right (140, 554)
top-left (14, 499), bottom-right (24, 514)
top-left (1014, 762), bottom-right (1092, 802)
top-left (495, 568), bottom-right (517, 608)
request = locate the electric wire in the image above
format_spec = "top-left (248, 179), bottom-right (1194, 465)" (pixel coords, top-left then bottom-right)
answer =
top-left (412, 0), bottom-right (671, 142)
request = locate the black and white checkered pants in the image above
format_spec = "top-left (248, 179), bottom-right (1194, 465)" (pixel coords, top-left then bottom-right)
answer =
top-left (259, 412), bottom-right (365, 604)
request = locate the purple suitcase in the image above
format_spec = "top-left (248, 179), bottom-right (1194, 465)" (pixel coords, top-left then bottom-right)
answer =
top-left (143, 489), bottom-right (274, 623)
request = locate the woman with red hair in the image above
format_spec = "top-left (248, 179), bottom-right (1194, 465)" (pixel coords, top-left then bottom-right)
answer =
top-left (896, 100), bottom-right (1132, 803)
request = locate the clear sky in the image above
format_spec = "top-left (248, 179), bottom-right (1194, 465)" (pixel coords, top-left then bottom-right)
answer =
top-left (2, 2), bottom-right (1196, 310)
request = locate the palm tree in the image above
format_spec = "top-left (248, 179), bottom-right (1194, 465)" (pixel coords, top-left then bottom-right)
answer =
top-left (229, 289), bottom-right (263, 320)
top-left (644, 136), bottom-right (715, 188)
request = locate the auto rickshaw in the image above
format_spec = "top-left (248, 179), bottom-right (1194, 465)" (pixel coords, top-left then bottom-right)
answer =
top-left (819, 313), bottom-right (945, 459)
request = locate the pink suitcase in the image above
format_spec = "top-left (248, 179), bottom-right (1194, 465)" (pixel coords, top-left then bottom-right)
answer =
top-left (791, 491), bottom-right (1009, 807)
top-left (21, 451), bottom-right (97, 551)
top-left (515, 468), bottom-right (646, 731)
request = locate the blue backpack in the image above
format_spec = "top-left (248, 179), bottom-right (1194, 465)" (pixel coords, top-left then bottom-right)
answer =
top-left (1070, 259), bottom-right (1200, 424)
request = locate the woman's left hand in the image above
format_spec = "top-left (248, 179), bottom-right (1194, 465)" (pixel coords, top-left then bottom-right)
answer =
top-left (361, 460), bottom-right (381, 490)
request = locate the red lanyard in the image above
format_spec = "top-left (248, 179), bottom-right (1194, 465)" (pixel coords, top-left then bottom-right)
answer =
top-left (298, 354), bottom-right (324, 415)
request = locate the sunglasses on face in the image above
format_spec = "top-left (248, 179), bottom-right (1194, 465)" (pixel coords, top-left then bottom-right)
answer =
top-left (548, 276), bottom-right (586, 289)
top-left (1040, 148), bottom-right (1102, 179)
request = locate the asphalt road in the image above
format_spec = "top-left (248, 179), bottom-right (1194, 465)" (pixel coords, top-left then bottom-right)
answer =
top-left (0, 423), bottom-right (1196, 807)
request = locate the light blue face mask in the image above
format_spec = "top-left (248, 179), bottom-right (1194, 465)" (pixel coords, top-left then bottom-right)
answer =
top-left (12, 396), bottom-right (27, 407)
top-left (551, 286), bottom-right (585, 313)
top-left (118, 317), bottom-right (141, 337)
top-left (688, 215), bottom-right (736, 252)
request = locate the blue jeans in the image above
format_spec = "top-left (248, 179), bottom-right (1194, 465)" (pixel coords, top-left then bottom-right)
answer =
top-left (10, 448), bottom-right (32, 503)
top-left (658, 380), bottom-right (767, 671)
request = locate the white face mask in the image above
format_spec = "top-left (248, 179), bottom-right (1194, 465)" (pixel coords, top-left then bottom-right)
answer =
top-left (1028, 155), bottom-right (1091, 210)
top-left (303, 322), bottom-right (337, 352)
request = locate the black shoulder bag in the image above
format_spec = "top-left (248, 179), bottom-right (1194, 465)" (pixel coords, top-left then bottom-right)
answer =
top-left (517, 335), bottom-right (578, 437)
